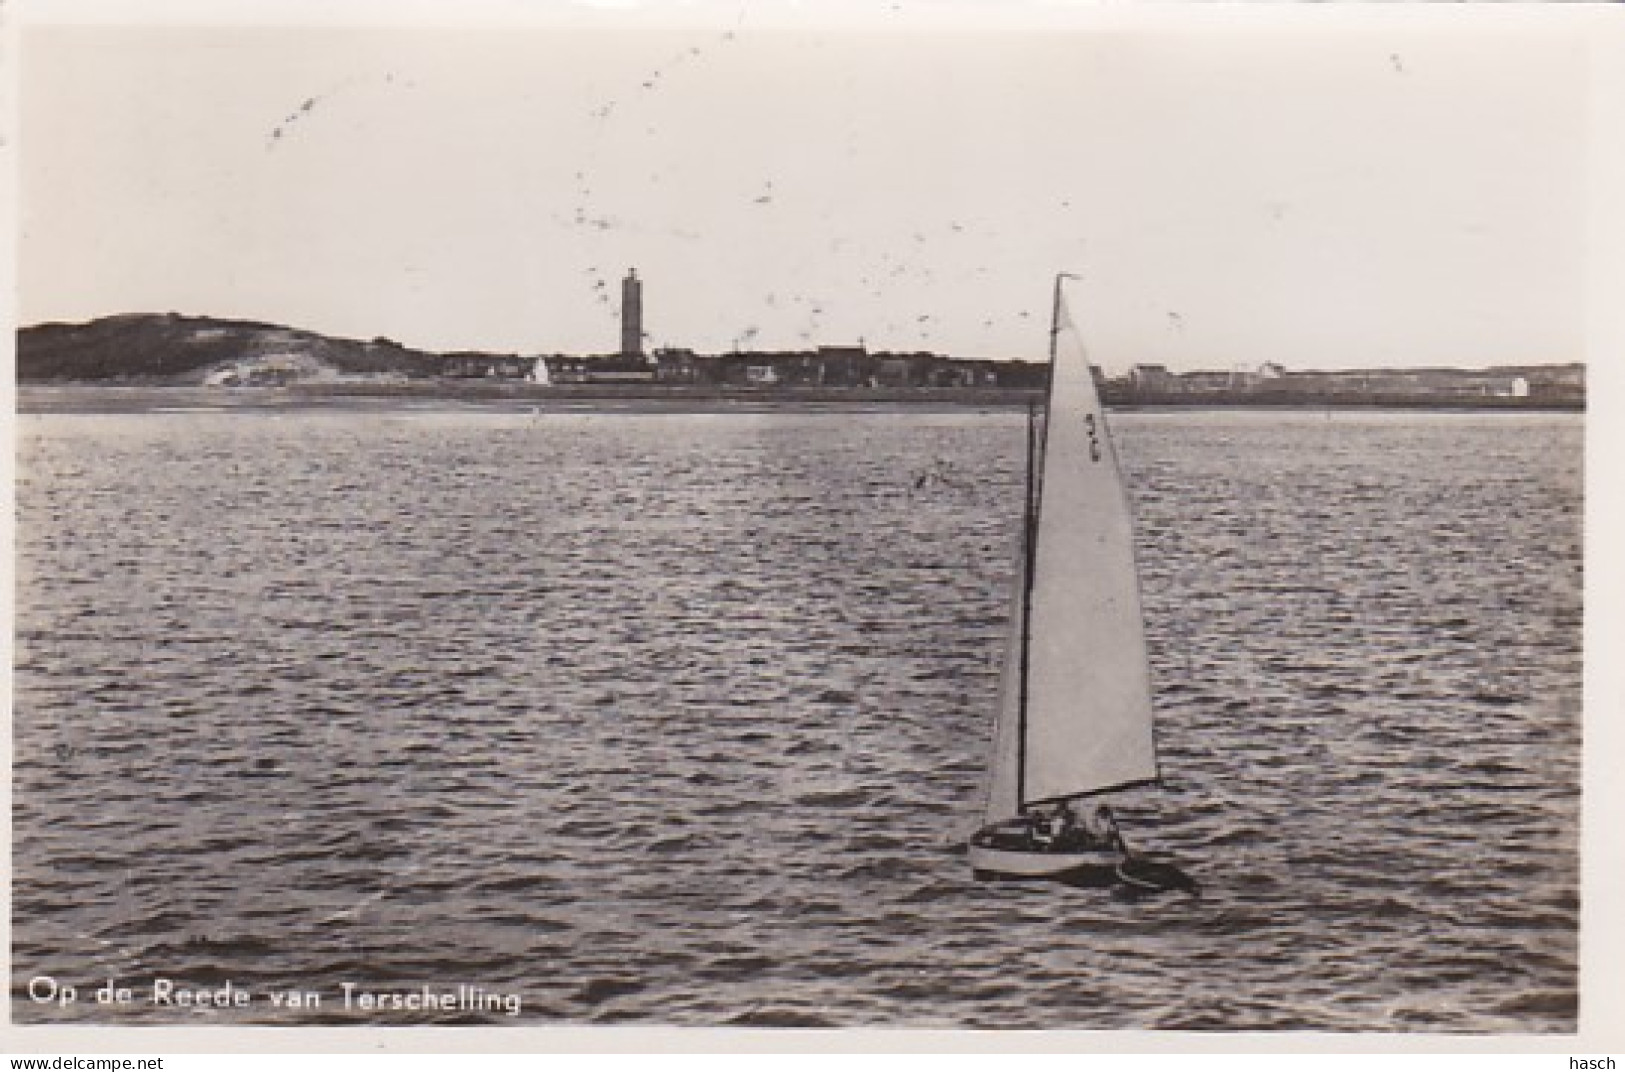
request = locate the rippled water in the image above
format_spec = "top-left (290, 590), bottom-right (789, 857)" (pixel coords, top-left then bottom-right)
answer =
top-left (12, 406), bottom-right (1582, 1031)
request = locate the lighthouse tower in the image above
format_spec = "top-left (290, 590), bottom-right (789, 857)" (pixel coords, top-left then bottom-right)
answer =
top-left (620, 269), bottom-right (644, 359)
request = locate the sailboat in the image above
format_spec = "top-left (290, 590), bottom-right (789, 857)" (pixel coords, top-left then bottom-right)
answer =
top-left (968, 274), bottom-right (1191, 894)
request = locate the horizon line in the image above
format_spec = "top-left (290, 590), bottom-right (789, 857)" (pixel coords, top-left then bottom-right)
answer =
top-left (15, 308), bottom-right (1587, 376)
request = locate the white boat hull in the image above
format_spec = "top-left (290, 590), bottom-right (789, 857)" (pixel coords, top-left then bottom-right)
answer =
top-left (967, 837), bottom-right (1121, 883)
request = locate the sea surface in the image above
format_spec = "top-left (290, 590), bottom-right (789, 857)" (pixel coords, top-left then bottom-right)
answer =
top-left (11, 405), bottom-right (1583, 1031)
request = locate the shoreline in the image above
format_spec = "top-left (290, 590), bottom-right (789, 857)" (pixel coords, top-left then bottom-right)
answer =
top-left (15, 382), bottom-right (1586, 416)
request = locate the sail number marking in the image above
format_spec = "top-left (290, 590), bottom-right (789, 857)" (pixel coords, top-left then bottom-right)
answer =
top-left (1084, 413), bottom-right (1102, 462)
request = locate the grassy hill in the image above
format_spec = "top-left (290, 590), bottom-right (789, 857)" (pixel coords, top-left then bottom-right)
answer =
top-left (16, 313), bottom-right (443, 383)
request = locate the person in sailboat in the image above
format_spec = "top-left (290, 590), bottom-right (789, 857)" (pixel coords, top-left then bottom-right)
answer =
top-left (1019, 801), bottom-right (1121, 854)
top-left (1083, 803), bottom-right (1124, 853)
top-left (1024, 801), bottom-right (1080, 852)
top-left (1044, 801), bottom-right (1080, 849)
top-left (1024, 809), bottom-right (1054, 851)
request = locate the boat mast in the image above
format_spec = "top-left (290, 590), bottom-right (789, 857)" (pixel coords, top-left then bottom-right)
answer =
top-left (1015, 272), bottom-right (1072, 813)
top-left (1015, 398), bottom-right (1038, 813)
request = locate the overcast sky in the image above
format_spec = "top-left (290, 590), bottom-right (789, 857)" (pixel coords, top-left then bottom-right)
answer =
top-left (15, 3), bottom-right (1596, 372)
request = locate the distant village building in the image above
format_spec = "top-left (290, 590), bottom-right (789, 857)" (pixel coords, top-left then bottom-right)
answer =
top-left (817, 345), bottom-right (868, 388)
top-left (586, 363), bottom-right (655, 384)
top-left (1525, 364), bottom-right (1584, 403)
top-left (654, 348), bottom-right (699, 383)
top-left (543, 355), bottom-right (654, 384)
top-left (1130, 364), bottom-right (1178, 395)
top-left (441, 353), bottom-right (530, 378)
top-left (928, 361), bottom-right (980, 388)
top-left (873, 357), bottom-right (915, 388)
top-left (548, 357), bottom-right (588, 384)
top-left (1179, 371), bottom-right (1233, 395)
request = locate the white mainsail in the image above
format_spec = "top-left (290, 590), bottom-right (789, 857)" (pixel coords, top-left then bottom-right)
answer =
top-left (981, 286), bottom-right (1158, 826)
